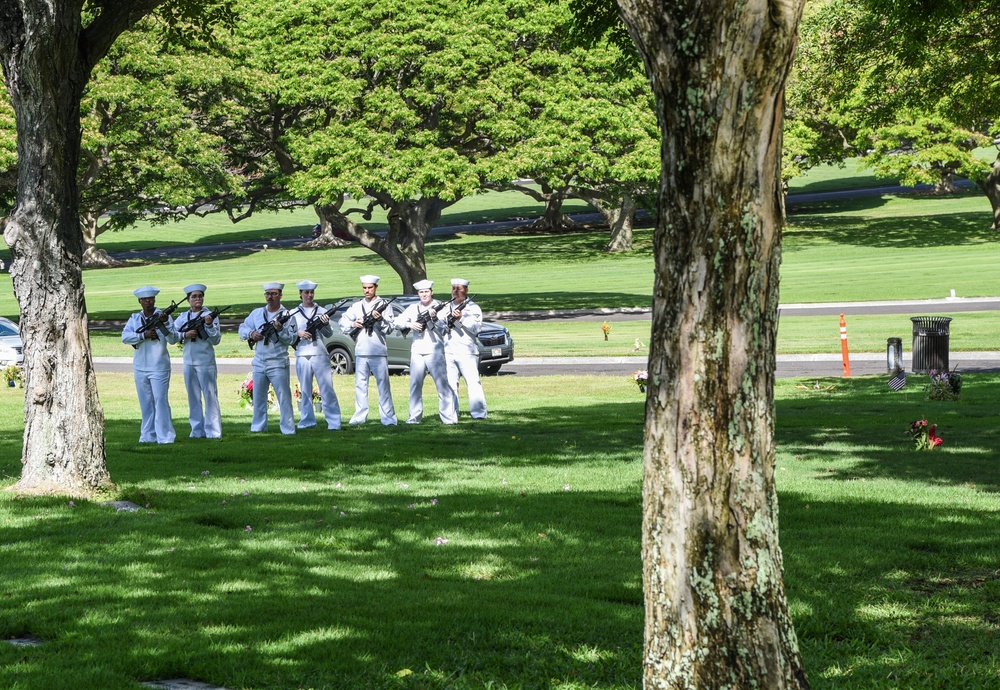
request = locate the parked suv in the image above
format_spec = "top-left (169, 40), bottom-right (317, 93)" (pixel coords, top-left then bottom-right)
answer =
top-left (320, 296), bottom-right (514, 375)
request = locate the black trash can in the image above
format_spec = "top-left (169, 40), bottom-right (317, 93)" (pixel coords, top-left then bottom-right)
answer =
top-left (910, 316), bottom-right (952, 373)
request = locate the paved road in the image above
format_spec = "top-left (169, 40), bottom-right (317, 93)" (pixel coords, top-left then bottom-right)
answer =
top-left (93, 349), bottom-right (1000, 379)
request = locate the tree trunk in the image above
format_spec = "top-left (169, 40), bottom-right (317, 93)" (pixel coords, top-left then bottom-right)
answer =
top-left (81, 211), bottom-right (122, 268)
top-left (616, 0), bottom-right (809, 686)
top-left (981, 154), bottom-right (1000, 232)
top-left (339, 194), bottom-right (454, 293)
top-left (572, 187), bottom-right (638, 252)
top-left (1, 5), bottom-right (112, 496)
top-left (303, 204), bottom-right (351, 249)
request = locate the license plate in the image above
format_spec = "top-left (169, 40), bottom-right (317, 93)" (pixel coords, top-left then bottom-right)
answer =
top-left (491, 347), bottom-right (503, 357)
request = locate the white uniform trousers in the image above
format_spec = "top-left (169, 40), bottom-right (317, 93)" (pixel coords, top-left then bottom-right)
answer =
top-left (296, 354), bottom-right (341, 430)
top-left (447, 352), bottom-right (487, 419)
top-left (251, 361), bottom-right (296, 434)
top-left (350, 355), bottom-right (397, 425)
top-left (408, 352), bottom-right (458, 424)
top-left (184, 363), bottom-right (221, 438)
top-left (135, 369), bottom-right (175, 443)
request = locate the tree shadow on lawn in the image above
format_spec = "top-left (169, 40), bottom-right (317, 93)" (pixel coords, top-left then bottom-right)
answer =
top-left (786, 207), bottom-right (993, 250)
top-left (775, 374), bottom-right (1000, 492)
top-left (780, 491), bottom-right (1000, 688)
top-left (0, 452), bottom-right (643, 688)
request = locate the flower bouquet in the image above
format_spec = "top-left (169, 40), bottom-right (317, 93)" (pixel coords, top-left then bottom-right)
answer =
top-left (238, 373), bottom-right (254, 409)
top-left (632, 369), bottom-right (648, 393)
top-left (601, 321), bottom-right (611, 341)
top-left (294, 384), bottom-right (322, 405)
top-left (926, 369), bottom-right (962, 401)
top-left (908, 419), bottom-right (943, 451)
top-left (239, 372), bottom-right (277, 410)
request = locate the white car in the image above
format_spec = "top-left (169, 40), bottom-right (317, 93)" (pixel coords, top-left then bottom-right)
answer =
top-left (0, 317), bottom-right (23, 366)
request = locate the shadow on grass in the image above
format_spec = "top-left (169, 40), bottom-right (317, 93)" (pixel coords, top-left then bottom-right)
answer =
top-left (775, 374), bottom-right (1000, 491)
top-left (780, 491), bottom-right (1000, 688)
top-left (0, 402), bottom-right (645, 689)
top-left (787, 201), bottom-right (994, 250)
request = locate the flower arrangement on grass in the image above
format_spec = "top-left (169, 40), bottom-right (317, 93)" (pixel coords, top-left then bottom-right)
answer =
top-left (294, 384), bottom-right (322, 404)
top-left (926, 369), bottom-right (962, 401)
top-left (632, 369), bottom-right (648, 392)
top-left (2, 365), bottom-right (22, 388)
top-left (239, 372), bottom-right (276, 410)
top-left (908, 419), bottom-right (943, 451)
top-left (601, 321), bottom-right (611, 341)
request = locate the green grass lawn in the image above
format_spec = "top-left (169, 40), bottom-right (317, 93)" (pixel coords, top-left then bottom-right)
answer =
top-left (1, 372), bottom-right (998, 687)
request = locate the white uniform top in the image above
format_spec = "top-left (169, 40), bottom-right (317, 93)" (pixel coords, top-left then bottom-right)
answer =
top-left (174, 308), bottom-right (222, 365)
top-left (122, 311), bottom-right (179, 372)
top-left (239, 306), bottom-right (296, 366)
top-left (339, 298), bottom-right (395, 357)
top-left (394, 301), bottom-right (446, 355)
top-left (293, 304), bottom-right (334, 357)
top-left (442, 300), bottom-right (483, 356)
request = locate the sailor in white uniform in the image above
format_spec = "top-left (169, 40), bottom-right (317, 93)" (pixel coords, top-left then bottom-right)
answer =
top-left (292, 279), bottom-right (341, 430)
top-left (121, 285), bottom-right (179, 443)
top-left (339, 274), bottom-right (397, 425)
top-left (394, 279), bottom-right (457, 424)
top-left (173, 283), bottom-right (223, 439)
top-left (238, 282), bottom-right (297, 434)
top-left (443, 278), bottom-right (487, 419)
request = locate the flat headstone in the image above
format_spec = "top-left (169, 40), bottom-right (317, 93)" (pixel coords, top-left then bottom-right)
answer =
top-left (99, 500), bottom-right (144, 512)
top-left (141, 680), bottom-right (229, 690)
top-left (5, 636), bottom-right (43, 647)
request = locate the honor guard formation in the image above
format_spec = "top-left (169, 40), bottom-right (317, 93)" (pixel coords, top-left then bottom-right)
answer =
top-left (123, 276), bottom-right (487, 442)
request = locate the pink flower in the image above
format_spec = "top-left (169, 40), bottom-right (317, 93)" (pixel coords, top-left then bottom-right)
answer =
top-left (245, 525), bottom-right (252, 533)
top-left (434, 537), bottom-right (449, 545)
top-left (929, 425), bottom-right (943, 447)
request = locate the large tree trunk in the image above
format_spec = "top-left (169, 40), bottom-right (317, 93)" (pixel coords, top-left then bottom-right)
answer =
top-left (617, 0), bottom-right (809, 686)
top-left (981, 154), bottom-right (1000, 232)
top-left (1, 7), bottom-right (112, 495)
top-left (574, 188), bottom-right (638, 252)
top-left (303, 204), bottom-right (351, 249)
top-left (81, 211), bottom-right (122, 268)
top-left (338, 194), bottom-right (454, 293)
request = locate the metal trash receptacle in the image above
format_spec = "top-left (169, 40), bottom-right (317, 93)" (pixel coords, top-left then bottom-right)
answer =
top-left (910, 316), bottom-right (952, 373)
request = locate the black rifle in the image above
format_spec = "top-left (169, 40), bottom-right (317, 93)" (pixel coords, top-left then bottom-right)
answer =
top-left (348, 296), bottom-right (398, 340)
top-left (399, 300), bottom-right (443, 338)
top-left (180, 305), bottom-right (232, 341)
top-left (292, 299), bottom-right (349, 348)
top-left (446, 295), bottom-right (475, 330)
top-left (248, 308), bottom-right (301, 350)
top-left (136, 295), bottom-right (190, 336)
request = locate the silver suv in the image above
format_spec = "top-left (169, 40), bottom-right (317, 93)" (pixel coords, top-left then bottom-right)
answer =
top-left (320, 296), bottom-right (514, 375)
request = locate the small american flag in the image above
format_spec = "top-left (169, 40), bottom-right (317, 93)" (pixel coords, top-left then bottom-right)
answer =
top-left (887, 371), bottom-right (907, 391)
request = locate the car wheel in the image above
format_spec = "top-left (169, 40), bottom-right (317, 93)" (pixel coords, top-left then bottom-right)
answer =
top-left (480, 363), bottom-right (501, 376)
top-left (328, 345), bottom-right (354, 374)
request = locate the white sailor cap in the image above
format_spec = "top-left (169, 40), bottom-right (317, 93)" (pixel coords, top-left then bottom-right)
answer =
top-left (133, 286), bottom-right (160, 299)
top-left (183, 283), bottom-right (207, 295)
top-left (360, 275), bottom-right (380, 285)
top-left (450, 278), bottom-right (470, 287)
top-left (413, 279), bottom-right (433, 291)
top-left (262, 282), bottom-right (284, 291)
top-left (297, 280), bottom-right (318, 291)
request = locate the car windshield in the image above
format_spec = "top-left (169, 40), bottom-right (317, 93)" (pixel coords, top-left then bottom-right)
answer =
top-left (0, 323), bottom-right (17, 337)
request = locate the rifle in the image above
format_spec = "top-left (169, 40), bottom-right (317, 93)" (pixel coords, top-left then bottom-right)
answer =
top-left (137, 295), bottom-right (190, 336)
top-left (399, 300), bottom-right (443, 338)
top-left (180, 305), bottom-right (232, 341)
top-left (248, 307), bottom-right (300, 350)
top-left (292, 299), bottom-right (349, 348)
top-left (446, 295), bottom-right (475, 330)
top-left (348, 296), bottom-right (398, 340)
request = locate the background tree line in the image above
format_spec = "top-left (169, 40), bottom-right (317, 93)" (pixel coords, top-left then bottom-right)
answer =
top-left (0, 0), bottom-right (659, 283)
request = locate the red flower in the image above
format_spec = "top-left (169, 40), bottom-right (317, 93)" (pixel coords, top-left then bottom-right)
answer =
top-left (928, 424), bottom-right (943, 447)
